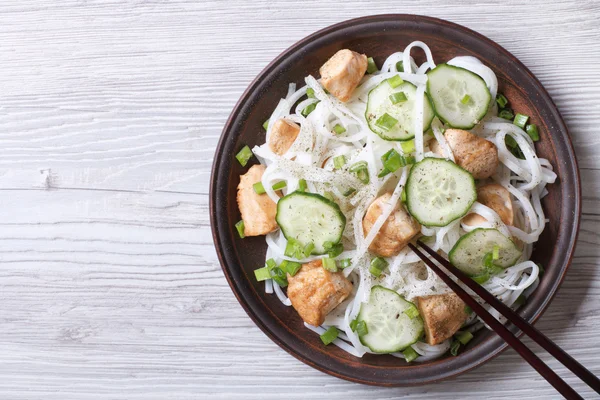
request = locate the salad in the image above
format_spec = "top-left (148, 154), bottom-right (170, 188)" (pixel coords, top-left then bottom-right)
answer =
top-left (233, 41), bottom-right (555, 362)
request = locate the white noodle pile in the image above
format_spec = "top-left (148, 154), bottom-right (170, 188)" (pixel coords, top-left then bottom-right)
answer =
top-left (251, 41), bottom-right (554, 361)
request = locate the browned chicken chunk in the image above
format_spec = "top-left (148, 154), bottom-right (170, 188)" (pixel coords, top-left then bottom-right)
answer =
top-left (463, 183), bottom-right (514, 226)
top-left (416, 293), bottom-right (469, 345)
top-left (363, 193), bottom-right (421, 257)
top-left (236, 164), bottom-right (278, 236)
top-left (268, 118), bottom-right (301, 156)
top-left (287, 259), bottom-right (353, 326)
top-left (319, 49), bottom-right (368, 102)
top-left (431, 129), bottom-right (499, 179)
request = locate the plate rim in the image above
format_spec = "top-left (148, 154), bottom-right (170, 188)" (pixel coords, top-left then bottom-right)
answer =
top-left (209, 13), bottom-right (581, 386)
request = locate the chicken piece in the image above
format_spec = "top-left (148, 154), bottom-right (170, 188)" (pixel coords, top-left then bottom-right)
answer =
top-left (433, 129), bottom-right (499, 179)
top-left (363, 193), bottom-right (421, 257)
top-left (319, 49), bottom-right (368, 102)
top-left (287, 259), bottom-right (353, 326)
top-left (268, 118), bottom-right (301, 156)
top-left (236, 165), bottom-right (277, 236)
top-left (416, 293), bottom-right (469, 345)
top-left (463, 183), bottom-right (514, 226)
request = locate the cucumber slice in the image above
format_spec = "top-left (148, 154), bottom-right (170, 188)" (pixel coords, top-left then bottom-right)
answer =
top-left (426, 64), bottom-right (491, 129)
top-left (366, 80), bottom-right (435, 141)
top-left (406, 158), bottom-right (476, 227)
top-left (449, 228), bottom-right (522, 276)
top-left (276, 191), bottom-right (346, 254)
top-left (357, 286), bottom-right (423, 353)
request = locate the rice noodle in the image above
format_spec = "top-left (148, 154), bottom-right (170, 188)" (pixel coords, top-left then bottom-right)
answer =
top-left (246, 42), bottom-right (550, 362)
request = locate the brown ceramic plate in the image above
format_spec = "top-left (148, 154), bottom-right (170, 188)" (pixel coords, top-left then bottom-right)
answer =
top-left (210, 15), bottom-right (581, 386)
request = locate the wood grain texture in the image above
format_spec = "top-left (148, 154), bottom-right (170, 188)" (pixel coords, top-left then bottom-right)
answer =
top-left (0, 0), bottom-right (598, 398)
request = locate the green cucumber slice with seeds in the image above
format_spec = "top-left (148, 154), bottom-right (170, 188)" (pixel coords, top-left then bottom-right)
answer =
top-left (426, 64), bottom-right (492, 129)
top-left (366, 80), bottom-right (435, 141)
top-left (276, 191), bottom-right (346, 255)
top-left (406, 158), bottom-right (477, 227)
top-left (357, 285), bottom-right (424, 353)
top-left (449, 228), bottom-right (522, 277)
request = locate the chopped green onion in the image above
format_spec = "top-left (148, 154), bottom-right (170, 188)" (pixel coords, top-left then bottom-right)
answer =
top-left (369, 257), bottom-right (388, 277)
top-left (496, 93), bottom-right (508, 108)
top-left (333, 155), bottom-right (346, 170)
top-left (280, 260), bottom-right (302, 276)
top-left (505, 135), bottom-right (518, 149)
top-left (512, 146), bottom-right (525, 160)
top-left (349, 160), bottom-right (368, 171)
top-left (332, 124), bottom-right (346, 134)
top-left (483, 252), bottom-right (493, 268)
top-left (235, 220), bottom-right (245, 238)
top-left (339, 258), bottom-right (352, 269)
top-left (320, 326), bottom-right (339, 345)
top-left (355, 320), bottom-right (368, 336)
top-left (483, 252), bottom-right (503, 275)
top-left (235, 145), bottom-right (254, 167)
top-left (298, 179), bottom-right (307, 192)
top-left (254, 266), bottom-right (271, 282)
top-left (513, 113), bottom-right (529, 129)
top-left (366, 57), bottom-right (378, 74)
top-left (461, 94), bottom-right (471, 105)
top-left (375, 113), bottom-right (398, 131)
top-left (450, 340), bottom-right (461, 356)
top-left (404, 155), bottom-right (416, 165)
top-left (369, 264), bottom-right (383, 277)
top-left (401, 139), bottom-right (415, 154)
top-left (253, 181), bottom-right (265, 194)
top-left (301, 102), bottom-right (318, 117)
top-left (323, 241), bottom-right (344, 258)
top-left (492, 245), bottom-right (500, 260)
top-left (455, 331), bottom-right (473, 345)
top-left (306, 88), bottom-right (315, 98)
top-left (284, 238), bottom-right (302, 258)
top-left (272, 181), bottom-right (286, 191)
top-left (464, 305), bottom-right (473, 315)
top-left (401, 188), bottom-right (407, 203)
top-left (404, 305), bottom-right (420, 319)
top-left (377, 168), bottom-right (391, 178)
top-left (389, 91), bottom-right (408, 104)
top-left (254, 181), bottom-right (286, 194)
top-left (350, 318), bottom-right (358, 331)
top-left (266, 258), bottom-right (277, 270)
top-left (499, 109), bottom-right (515, 120)
top-left (395, 61), bottom-right (404, 72)
top-left (343, 187), bottom-right (356, 197)
top-left (349, 161), bottom-right (370, 184)
top-left (321, 257), bottom-right (338, 272)
top-left (402, 346), bottom-right (419, 362)
top-left (505, 135), bottom-right (525, 159)
top-left (472, 272), bottom-right (490, 284)
top-left (262, 119), bottom-right (270, 130)
top-left (270, 266), bottom-right (288, 287)
top-left (303, 242), bottom-right (315, 258)
top-left (526, 124), bottom-right (540, 141)
top-left (328, 244), bottom-right (344, 258)
top-left (381, 148), bottom-right (404, 172)
top-left (387, 75), bottom-right (404, 88)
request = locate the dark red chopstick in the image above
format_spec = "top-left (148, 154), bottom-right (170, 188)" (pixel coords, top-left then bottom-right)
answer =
top-left (407, 242), bottom-right (585, 400)
top-left (413, 240), bottom-right (600, 394)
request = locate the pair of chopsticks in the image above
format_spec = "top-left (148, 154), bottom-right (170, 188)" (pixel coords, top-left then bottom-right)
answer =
top-left (408, 240), bottom-right (599, 400)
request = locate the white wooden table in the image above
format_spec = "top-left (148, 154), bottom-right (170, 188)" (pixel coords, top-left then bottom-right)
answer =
top-left (0, 1), bottom-right (598, 398)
